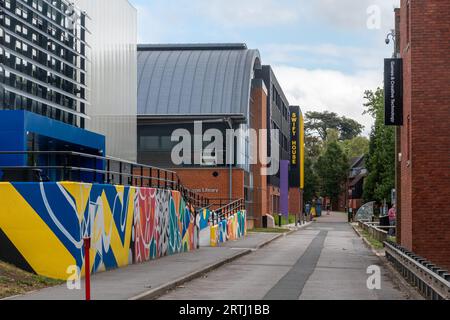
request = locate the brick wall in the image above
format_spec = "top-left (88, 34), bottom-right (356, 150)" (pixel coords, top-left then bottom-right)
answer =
top-left (250, 80), bottom-right (269, 227)
top-left (173, 168), bottom-right (245, 203)
top-left (289, 188), bottom-right (301, 215)
top-left (399, 0), bottom-right (450, 269)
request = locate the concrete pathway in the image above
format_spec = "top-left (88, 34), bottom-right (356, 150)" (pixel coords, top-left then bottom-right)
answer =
top-left (158, 212), bottom-right (412, 300)
top-left (9, 232), bottom-right (280, 300)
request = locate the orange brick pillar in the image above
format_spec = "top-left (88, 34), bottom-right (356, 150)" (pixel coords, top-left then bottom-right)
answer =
top-left (250, 79), bottom-right (268, 228)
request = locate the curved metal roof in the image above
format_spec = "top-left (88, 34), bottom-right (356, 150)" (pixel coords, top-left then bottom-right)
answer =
top-left (137, 44), bottom-right (261, 120)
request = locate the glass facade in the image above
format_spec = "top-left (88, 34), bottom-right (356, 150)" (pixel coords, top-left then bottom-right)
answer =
top-left (0, 0), bottom-right (89, 127)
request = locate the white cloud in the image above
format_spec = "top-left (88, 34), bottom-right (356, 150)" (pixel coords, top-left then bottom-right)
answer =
top-left (261, 43), bottom-right (388, 70)
top-left (308, 0), bottom-right (400, 31)
top-left (272, 65), bottom-right (381, 134)
top-left (133, 0), bottom-right (300, 43)
top-left (193, 0), bottom-right (299, 28)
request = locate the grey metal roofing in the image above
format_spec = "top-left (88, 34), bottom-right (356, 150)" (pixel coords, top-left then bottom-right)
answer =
top-left (137, 44), bottom-right (261, 120)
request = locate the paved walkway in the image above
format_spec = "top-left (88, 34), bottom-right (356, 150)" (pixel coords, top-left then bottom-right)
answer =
top-left (9, 232), bottom-right (280, 300)
top-left (158, 212), bottom-right (412, 300)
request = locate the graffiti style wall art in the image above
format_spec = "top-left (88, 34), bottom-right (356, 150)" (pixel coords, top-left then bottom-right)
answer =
top-left (0, 182), bottom-right (197, 280)
top-left (198, 208), bottom-right (212, 247)
top-left (132, 188), bottom-right (197, 264)
top-left (200, 211), bottom-right (247, 248)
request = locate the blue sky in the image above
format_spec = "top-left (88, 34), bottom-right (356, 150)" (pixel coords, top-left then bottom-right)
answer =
top-left (129, 0), bottom-right (400, 133)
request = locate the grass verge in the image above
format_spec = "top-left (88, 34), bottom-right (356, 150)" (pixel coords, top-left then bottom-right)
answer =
top-left (271, 214), bottom-right (297, 226)
top-left (0, 261), bottom-right (63, 299)
top-left (357, 228), bottom-right (384, 250)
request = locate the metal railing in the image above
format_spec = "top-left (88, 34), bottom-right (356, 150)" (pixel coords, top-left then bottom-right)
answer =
top-left (209, 199), bottom-right (245, 226)
top-left (0, 151), bottom-right (209, 208)
top-left (358, 220), bottom-right (392, 243)
top-left (384, 241), bottom-right (450, 300)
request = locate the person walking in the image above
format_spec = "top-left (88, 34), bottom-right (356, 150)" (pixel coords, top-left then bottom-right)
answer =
top-left (388, 204), bottom-right (397, 236)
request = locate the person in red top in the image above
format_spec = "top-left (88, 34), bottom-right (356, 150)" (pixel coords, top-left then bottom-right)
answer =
top-left (388, 205), bottom-right (396, 236)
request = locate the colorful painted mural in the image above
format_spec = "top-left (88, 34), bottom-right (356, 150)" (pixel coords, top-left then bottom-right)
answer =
top-left (132, 188), bottom-right (197, 264)
top-left (202, 210), bottom-right (247, 247)
top-left (0, 182), bottom-right (197, 280)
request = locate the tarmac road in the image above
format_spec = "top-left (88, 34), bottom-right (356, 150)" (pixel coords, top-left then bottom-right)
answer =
top-left (159, 212), bottom-right (411, 300)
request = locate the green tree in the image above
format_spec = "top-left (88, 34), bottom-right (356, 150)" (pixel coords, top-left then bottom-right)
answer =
top-left (305, 135), bottom-right (323, 161)
top-left (363, 88), bottom-right (395, 203)
top-left (339, 116), bottom-right (365, 140)
top-left (303, 156), bottom-right (318, 203)
top-left (340, 136), bottom-right (370, 159)
top-left (315, 141), bottom-right (349, 206)
top-left (305, 111), bottom-right (364, 141)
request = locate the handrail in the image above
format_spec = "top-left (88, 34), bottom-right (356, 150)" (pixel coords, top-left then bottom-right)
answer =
top-left (384, 241), bottom-right (450, 300)
top-left (0, 150), bottom-right (209, 208)
top-left (212, 199), bottom-right (245, 225)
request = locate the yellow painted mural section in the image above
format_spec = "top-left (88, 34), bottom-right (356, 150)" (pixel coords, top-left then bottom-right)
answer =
top-left (0, 183), bottom-right (75, 279)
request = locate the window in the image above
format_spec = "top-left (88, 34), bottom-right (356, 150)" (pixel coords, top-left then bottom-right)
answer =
top-left (406, 1), bottom-right (411, 45)
top-left (406, 115), bottom-right (411, 165)
top-left (140, 136), bottom-right (160, 151)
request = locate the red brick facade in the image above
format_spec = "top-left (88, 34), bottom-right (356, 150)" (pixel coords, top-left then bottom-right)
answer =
top-left (398, 0), bottom-right (450, 269)
top-left (173, 168), bottom-right (245, 203)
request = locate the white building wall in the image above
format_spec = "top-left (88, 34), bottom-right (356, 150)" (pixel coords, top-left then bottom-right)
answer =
top-left (74, 0), bottom-right (137, 161)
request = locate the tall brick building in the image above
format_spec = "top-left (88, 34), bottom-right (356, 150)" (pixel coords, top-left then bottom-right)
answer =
top-left (395, 1), bottom-right (450, 270)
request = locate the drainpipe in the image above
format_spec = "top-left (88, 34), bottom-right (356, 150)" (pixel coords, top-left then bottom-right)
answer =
top-left (224, 118), bottom-right (233, 202)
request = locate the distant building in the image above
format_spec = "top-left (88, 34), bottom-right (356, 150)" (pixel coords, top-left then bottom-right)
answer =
top-left (347, 156), bottom-right (367, 212)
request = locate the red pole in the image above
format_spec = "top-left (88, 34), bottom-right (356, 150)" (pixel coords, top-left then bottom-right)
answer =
top-left (83, 237), bottom-right (91, 301)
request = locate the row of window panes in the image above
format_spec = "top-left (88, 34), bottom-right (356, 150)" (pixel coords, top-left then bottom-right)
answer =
top-left (272, 84), bottom-right (290, 122)
top-left (12, 0), bottom-right (73, 29)
top-left (0, 87), bottom-right (78, 125)
top-left (3, 2), bottom-right (84, 58)
top-left (2, 34), bottom-right (81, 85)
top-left (271, 121), bottom-right (289, 152)
top-left (0, 46), bottom-right (83, 100)
top-left (0, 65), bottom-right (78, 109)
top-left (3, 14), bottom-right (80, 66)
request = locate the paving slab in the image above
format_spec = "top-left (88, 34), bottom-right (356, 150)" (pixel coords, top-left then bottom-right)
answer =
top-left (8, 232), bottom-right (281, 300)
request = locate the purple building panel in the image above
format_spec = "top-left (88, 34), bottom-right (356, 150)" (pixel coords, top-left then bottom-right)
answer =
top-left (280, 160), bottom-right (289, 217)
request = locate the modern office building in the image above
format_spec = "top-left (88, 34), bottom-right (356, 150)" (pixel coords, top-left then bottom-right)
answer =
top-left (257, 66), bottom-right (293, 215)
top-left (0, 0), bottom-right (137, 164)
top-left (136, 43), bottom-right (302, 227)
top-left (137, 43), bottom-right (261, 226)
top-left (394, 1), bottom-right (450, 270)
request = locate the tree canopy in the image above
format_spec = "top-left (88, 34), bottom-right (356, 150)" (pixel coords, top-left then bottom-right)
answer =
top-left (315, 141), bottom-right (349, 205)
top-left (362, 88), bottom-right (395, 204)
top-left (305, 111), bottom-right (364, 141)
top-left (303, 112), bottom-right (365, 205)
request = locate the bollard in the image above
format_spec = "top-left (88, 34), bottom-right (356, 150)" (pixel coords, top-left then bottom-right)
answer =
top-left (83, 237), bottom-right (91, 301)
top-left (278, 214), bottom-right (282, 227)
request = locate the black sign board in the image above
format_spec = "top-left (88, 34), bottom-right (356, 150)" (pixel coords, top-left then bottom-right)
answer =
top-left (289, 106), bottom-right (300, 188)
top-left (384, 58), bottom-right (403, 126)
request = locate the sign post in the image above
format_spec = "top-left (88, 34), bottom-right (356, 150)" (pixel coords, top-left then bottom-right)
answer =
top-left (83, 237), bottom-right (91, 301)
top-left (289, 106), bottom-right (305, 225)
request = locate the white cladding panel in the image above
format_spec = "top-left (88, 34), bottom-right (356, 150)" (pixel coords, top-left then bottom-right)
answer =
top-left (74, 0), bottom-right (137, 161)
